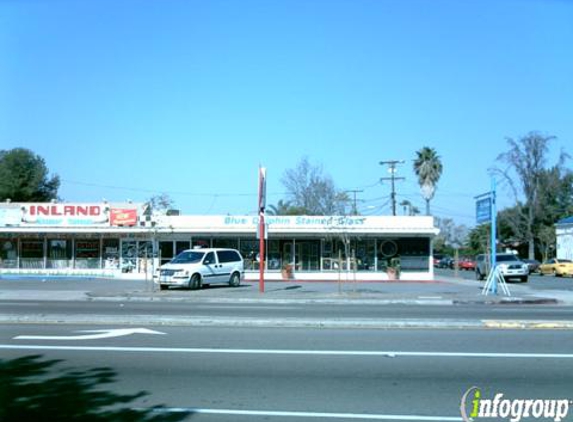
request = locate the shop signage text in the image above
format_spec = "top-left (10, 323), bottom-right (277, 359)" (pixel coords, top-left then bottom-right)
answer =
top-left (28, 205), bottom-right (102, 217)
top-left (224, 216), bottom-right (367, 227)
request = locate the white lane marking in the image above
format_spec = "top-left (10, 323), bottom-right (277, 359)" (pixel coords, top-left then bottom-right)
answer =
top-left (2, 344), bottom-right (573, 359)
top-left (145, 407), bottom-right (463, 421)
top-left (14, 328), bottom-right (166, 341)
top-left (193, 305), bottom-right (300, 310)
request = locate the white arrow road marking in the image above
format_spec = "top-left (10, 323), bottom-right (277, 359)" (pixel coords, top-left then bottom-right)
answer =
top-left (14, 328), bottom-right (166, 341)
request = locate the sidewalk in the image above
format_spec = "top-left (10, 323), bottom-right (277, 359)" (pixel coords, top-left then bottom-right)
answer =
top-left (0, 274), bottom-right (570, 305)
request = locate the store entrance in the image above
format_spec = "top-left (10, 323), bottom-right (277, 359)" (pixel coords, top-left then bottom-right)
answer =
top-left (283, 240), bottom-right (319, 271)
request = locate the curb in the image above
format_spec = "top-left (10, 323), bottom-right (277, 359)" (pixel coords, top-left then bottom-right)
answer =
top-left (87, 295), bottom-right (455, 306)
top-left (2, 314), bottom-right (573, 330)
top-left (453, 297), bottom-right (560, 306)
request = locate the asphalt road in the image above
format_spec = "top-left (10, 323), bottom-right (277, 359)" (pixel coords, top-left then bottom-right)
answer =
top-left (436, 267), bottom-right (573, 289)
top-left (1, 324), bottom-right (572, 421)
top-left (1, 300), bottom-right (573, 323)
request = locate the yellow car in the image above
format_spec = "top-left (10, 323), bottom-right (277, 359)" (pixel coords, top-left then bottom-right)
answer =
top-left (538, 258), bottom-right (573, 277)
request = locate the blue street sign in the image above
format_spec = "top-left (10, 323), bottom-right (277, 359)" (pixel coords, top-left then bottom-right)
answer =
top-left (476, 197), bottom-right (492, 224)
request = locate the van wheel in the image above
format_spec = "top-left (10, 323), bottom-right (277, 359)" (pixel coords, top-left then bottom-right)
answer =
top-left (476, 270), bottom-right (484, 281)
top-left (229, 272), bottom-right (241, 287)
top-left (159, 284), bottom-right (167, 291)
top-left (189, 274), bottom-right (202, 290)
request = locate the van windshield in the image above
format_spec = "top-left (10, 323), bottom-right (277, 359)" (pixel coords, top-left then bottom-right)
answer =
top-left (171, 251), bottom-right (204, 264)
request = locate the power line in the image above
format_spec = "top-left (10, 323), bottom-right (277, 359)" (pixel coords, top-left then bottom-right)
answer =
top-left (62, 179), bottom-right (286, 198)
top-left (345, 189), bottom-right (364, 215)
top-left (379, 160), bottom-right (405, 216)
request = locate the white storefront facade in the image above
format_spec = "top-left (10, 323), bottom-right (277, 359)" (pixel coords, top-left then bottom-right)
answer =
top-left (0, 202), bottom-right (439, 281)
top-left (556, 216), bottom-right (573, 261)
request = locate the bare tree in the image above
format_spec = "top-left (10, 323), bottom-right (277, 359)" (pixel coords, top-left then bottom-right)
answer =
top-left (281, 157), bottom-right (348, 215)
top-left (145, 193), bottom-right (176, 215)
top-left (492, 131), bottom-right (569, 259)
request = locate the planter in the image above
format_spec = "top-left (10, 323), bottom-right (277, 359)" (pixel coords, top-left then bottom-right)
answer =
top-left (281, 264), bottom-right (293, 280)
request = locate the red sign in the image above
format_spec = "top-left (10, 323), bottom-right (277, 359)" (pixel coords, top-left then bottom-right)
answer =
top-left (110, 209), bottom-right (137, 226)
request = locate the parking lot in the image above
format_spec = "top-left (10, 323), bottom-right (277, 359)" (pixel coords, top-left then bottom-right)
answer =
top-left (435, 267), bottom-right (573, 290)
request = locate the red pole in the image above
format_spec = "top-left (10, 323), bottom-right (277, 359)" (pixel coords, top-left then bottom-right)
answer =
top-left (259, 212), bottom-right (265, 293)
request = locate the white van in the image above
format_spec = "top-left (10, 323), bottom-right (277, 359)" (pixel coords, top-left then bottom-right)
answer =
top-left (155, 248), bottom-right (244, 290)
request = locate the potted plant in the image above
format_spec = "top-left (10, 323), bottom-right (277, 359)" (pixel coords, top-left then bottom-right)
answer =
top-left (386, 257), bottom-right (401, 280)
top-left (281, 263), bottom-right (293, 280)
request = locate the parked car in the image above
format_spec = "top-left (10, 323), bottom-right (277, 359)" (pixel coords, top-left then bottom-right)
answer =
top-left (437, 256), bottom-right (454, 269)
top-left (433, 254), bottom-right (444, 267)
top-left (538, 258), bottom-right (573, 277)
top-left (458, 258), bottom-right (476, 271)
top-left (522, 259), bottom-right (540, 274)
top-left (154, 248), bottom-right (244, 290)
top-left (475, 253), bottom-right (528, 283)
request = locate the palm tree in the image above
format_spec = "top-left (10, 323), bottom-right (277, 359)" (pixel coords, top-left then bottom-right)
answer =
top-left (413, 147), bottom-right (443, 216)
top-left (399, 200), bottom-right (411, 215)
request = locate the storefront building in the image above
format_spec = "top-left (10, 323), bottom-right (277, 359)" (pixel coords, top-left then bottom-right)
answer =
top-left (556, 216), bottom-right (573, 261)
top-left (0, 202), bottom-right (439, 280)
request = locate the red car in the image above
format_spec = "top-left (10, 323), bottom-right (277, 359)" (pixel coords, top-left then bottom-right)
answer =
top-left (458, 259), bottom-right (476, 271)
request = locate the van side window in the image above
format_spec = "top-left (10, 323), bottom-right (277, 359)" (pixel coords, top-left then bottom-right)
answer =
top-left (204, 252), bottom-right (216, 265)
top-left (217, 250), bottom-right (240, 263)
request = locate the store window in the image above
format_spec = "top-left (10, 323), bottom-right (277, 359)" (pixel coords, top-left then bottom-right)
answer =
top-left (212, 238), bottom-right (238, 249)
top-left (267, 240), bottom-right (281, 270)
top-left (21, 240), bottom-right (44, 269)
top-left (398, 237), bottom-right (430, 272)
top-left (75, 239), bottom-right (100, 269)
top-left (353, 239), bottom-right (375, 271)
top-left (0, 239), bottom-right (18, 268)
top-left (103, 239), bottom-right (119, 269)
top-left (138, 241), bottom-right (153, 274)
top-left (239, 238), bottom-right (258, 270)
top-left (175, 241), bottom-right (190, 255)
top-left (376, 237), bottom-right (430, 273)
top-left (192, 238), bottom-right (211, 249)
top-left (47, 239), bottom-right (72, 269)
top-left (297, 240), bottom-right (320, 271)
top-left (159, 241), bottom-right (174, 265)
top-left (121, 241), bottom-right (137, 273)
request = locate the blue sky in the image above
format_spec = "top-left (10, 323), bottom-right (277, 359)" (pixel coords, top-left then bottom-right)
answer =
top-left (1, 0), bottom-right (571, 226)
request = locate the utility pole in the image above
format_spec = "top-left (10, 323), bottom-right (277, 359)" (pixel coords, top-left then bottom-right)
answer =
top-left (345, 189), bottom-right (364, 215)
top-left (380, 160), bottom-right (405, 216)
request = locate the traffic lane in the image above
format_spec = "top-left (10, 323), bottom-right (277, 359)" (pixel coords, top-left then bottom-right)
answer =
top-left (3, 324), bottom-right (573, 358)
top-left (1, 333), bottom-right (572, 420)
top-left (1, 300), bottom-right (573, 321)
top-left (2, 326), bottom-right (573, 421)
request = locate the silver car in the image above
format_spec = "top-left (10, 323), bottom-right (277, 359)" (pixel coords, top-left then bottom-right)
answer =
top-left (475, 253), bottom-right (528, 283)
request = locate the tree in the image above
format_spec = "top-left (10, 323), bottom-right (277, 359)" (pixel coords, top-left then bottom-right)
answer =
top-left (413, 147), bottom-right (443, 216)
top-left (281, 157), bottom-right (349, 215)
top-left (492, 131), bottom-right (569, 259)
top-left (0, 148), bottom-right (60, 202)
top-left (266, 199), bottom-right (306, 216)
top-left (434, 217), bottom-right (469, 254)
top-left (399, 199), bottom-right (421, 216)
top-left (146, 193), bottom-right (175, 214)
